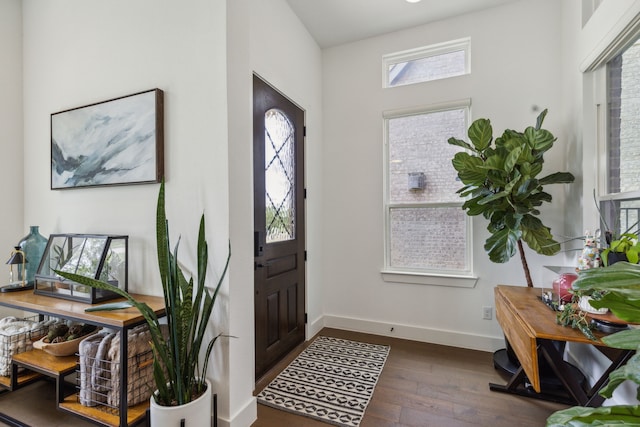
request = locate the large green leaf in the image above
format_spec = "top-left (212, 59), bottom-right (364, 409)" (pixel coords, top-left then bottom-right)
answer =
top-left (482, 154), bottom-right (506, 171)
top-left (602, 328), bottom-right (640, 351)
top-left (546, 405), bottom-right (640, 426)
top-left (452, 152), bottom-right (486, 184)
top-left (515, 179), bottom-right (539, 198)
top-left (519, 214), bottom-right (560, 255)
top-left (572, 263), bottom-right (640, 296)
top-left (598, 352), bottom-right (640, 399)
top-left (536, 108), bottom-right (548, 130)
top-left (462, 195), bottom-right (490, 216)
top-left (503, 212), bottom-right (523, 231)
top-left (539, 172), bottom-right (576, 185)
top-left (447, 137), bottom-right (473, 152)
top-left (504, 145), bottom-right (524, 173)
top-left (588, 292), bottom-right (640, 323)
top-left (530, 161), bottom-right (544, 178)
top-left (526, 191), bottom-right (553, 205)
top-left (478, 190), bottom-right (508, 205)
top-left (525, 127), bottom-right (556, 152)
top-left (467, 118), bottom-right (492, 150)
top-left (458, 185), bottom-right (489, 198)
top-left (484, 227), bottom-right (521, 263)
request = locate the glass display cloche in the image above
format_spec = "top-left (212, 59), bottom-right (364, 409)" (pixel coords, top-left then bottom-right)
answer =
top-left (35, 234), bottom-right (128, 303)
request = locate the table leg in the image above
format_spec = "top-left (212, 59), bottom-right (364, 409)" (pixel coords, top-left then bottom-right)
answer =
top-left (490, 341), bottom-right (587, 406)
top-left (583, 349), bottom-right (634, 407)
top-left (539, 339), bottom-right (588, 404)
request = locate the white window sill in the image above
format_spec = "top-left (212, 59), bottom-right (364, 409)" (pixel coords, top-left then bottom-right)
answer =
top-left (381, 270), bottom-right (478, 288)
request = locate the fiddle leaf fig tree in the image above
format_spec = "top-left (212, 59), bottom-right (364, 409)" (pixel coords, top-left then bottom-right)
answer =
top-left (448, 109), bottom-right (575, 287)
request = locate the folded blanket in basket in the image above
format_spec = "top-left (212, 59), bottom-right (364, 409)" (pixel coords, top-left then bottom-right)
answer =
top-left (0, 317), bottom-right (58, 376)
top-left (107, 324), bottom-right (155, 407)
top-left (79, 332), bottom-right (113, 406)
top-left (79, 324), bottom-right (162, 408)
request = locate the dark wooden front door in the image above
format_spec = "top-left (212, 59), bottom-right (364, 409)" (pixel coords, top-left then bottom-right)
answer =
top-left (253, 75), bottom-right (305, 380)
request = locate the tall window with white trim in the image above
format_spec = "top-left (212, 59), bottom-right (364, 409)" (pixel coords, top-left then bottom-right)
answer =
top-left (600, 37), bottom-right (640, 238)
top-left (384, 104), bottom-right (471, 274)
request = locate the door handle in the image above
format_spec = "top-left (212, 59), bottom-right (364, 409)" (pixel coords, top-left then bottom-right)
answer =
top-left (255, 261), bottom-right (272, 269)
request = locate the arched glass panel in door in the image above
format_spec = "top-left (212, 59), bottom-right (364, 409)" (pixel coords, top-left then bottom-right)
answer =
top-left (264, 109), bottom-right (295, 243)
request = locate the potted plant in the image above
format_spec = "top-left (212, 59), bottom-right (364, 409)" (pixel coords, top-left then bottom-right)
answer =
top-left (448, 109), bottom-right (575, 287)
top-left (547, 261), bottom-right (640, 426)
top-left (601, 232), bottom-right (640, 266)
top-left (55, 182), bottom-right (230, 426)
top-left (593, 191), bottom-right (640, 266)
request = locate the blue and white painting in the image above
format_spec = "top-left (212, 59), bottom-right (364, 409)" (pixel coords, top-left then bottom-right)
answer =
top-left (51, 89), bottom-right (162, 189)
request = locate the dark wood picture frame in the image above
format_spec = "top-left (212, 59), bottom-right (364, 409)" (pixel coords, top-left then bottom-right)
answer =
top-left (51, 88), bottom-right (164, 190)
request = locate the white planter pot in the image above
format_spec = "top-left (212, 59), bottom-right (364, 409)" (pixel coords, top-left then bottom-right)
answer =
top-left (149, 379), bottom-right (212, 427)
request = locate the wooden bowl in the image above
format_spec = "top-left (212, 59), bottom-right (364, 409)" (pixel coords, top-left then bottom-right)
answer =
top-left (33, 328), bottom-right (100, 356)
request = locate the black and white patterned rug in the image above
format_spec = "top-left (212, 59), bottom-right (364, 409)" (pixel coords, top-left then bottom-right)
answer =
top-left (257, 336), bottom-right (390, 427)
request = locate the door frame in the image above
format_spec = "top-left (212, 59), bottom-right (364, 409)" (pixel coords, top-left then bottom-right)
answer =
top-left (252, 74), bottom-right (307, 380)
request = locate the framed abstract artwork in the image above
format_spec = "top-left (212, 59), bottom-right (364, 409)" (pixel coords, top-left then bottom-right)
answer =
top-left (51, 88), bottom-right (164, 189)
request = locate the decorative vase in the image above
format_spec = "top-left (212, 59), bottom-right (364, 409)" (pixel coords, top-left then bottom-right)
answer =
top-left (150, 379), bottom-right (212, 427)
top-left (552, 272), bottom-right (578, 303)
top-left (18, 226), bottom-right (48, 285)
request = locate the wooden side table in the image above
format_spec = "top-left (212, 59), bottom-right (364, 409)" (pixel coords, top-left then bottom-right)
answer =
top-left (490, 285), bottom-right (633, 406)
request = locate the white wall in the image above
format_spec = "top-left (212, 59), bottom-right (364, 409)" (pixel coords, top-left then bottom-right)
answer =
top-left (227, 0), bottom-right (324, 425)
top-left (0, 0), bottom-right (25, 318)
top-left (321, 0), bottom-right (569, 351)
top-left (21, 0), bottom-right (233, 420)
top-left (0, 0), bottom-right (24, 259)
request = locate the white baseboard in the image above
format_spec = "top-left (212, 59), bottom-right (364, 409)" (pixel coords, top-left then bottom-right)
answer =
top-left (221, 396), bottom-right (257, 427)
top-left (321, 314), bottom-right (503, 352)
top-left (307, 314), bottom-right (324, 339)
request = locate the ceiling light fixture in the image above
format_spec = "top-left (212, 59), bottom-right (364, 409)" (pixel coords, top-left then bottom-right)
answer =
top-left (406, 0), bottom-right (421, 3)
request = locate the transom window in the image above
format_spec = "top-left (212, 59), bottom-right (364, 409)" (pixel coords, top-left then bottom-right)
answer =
top-left (383, 38), bottom-right (470, 88)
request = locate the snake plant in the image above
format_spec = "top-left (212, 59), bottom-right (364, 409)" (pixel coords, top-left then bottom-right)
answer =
top-left (56, 182), bottom-right (230, 406)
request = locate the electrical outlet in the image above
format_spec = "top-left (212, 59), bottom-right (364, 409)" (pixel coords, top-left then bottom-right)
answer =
top-left (482, 306), bottom-right (493, 320)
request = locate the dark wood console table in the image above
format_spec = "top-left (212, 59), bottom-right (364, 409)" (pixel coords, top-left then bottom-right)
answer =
top-left (0, 290), bottom-right (165, 427)
top-left (490, 285), bottom-right (633, 406)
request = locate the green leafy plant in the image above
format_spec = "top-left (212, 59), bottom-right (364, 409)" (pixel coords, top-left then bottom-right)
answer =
top-left (55, 182), bottom-right (230, 406)
top-left (556, 298), bottom-right (597, 341)
top-left (593, 191), bottom-right (640, 266)
top-left (448, 109), bottom-right (575, 287)
top-left (601, 232), bottom-right (640, 266)
top-left (547, 262), bottom-right (640, 426)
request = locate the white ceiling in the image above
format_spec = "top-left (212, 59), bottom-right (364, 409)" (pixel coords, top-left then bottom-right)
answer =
top-left (285, 0), bottom-right (521, 48)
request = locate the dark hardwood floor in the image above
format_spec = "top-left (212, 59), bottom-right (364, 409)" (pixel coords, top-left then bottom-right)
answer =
top-left (252, 328), bottom-right (567, 427)
top-left (0, 327), bottom-right (566, 426)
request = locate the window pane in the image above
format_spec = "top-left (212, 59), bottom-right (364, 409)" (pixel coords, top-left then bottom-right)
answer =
top-left (600, 199), bottom-right (640, 237)
top-left (388, 109), bottom-right (465, 204)
top-left (389, 50), bottom-right (466, 87)
top-left (608, 39), bottom-right (640, 193)
top-left (265, 109), bottom-right (295, 243)
top-left (389, 207), bottom-right (467, 270)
